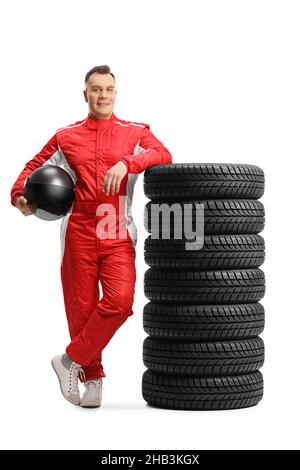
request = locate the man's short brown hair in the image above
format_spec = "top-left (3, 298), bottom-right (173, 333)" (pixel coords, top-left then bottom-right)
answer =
top-left (85, 65), bottom-right (115, 85)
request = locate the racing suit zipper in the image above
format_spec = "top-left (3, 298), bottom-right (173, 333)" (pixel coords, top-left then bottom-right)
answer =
top-left (96, 128), bottom-right (105, 201)
top-left (96, 128), bottom-right (100, 200)
top-left (95, 128), bottom-right (102, 253)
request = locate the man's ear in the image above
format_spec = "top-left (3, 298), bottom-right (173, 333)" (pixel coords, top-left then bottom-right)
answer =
top-left (83, 90), bottom-right (88, 103)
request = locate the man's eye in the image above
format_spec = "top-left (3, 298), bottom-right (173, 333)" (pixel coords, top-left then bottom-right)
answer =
top-left (91, 88), bottom-right (113, 92)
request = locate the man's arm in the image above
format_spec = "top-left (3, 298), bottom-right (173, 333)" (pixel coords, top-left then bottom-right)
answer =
top-left (10, 133), bottom-right (60, 207)
top-left (119, 125), bottom-right (173, 174)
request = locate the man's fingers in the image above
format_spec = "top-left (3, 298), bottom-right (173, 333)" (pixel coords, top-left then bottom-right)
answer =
top-left (105, 174), bottom-right (117, 195)
top-left (18, 196), bottom-right (28, 205)
top-left (110, 175), bottom-right (118, 195)
top-left (104, 174), bottom-right (112, 194)
top-left (23, 207), bottom-right (32, 214)
top-left (106, 175), bottom-right (116, 195)
top-left (22, 208), bottom-right (32, 216)
top-left (103, 168), bottom-right (125, 195)
top-left (115, 176), bottom-right (122, 194)
top-left (16, 195), bottom-right (33, 215)
top-left (102, 175), bottom-right (107, 192)
top-left (102, 174), bottom-right (110, 193)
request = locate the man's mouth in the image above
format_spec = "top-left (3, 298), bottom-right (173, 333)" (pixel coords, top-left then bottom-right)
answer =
top-left (98, 103), bottom-right (109, 106)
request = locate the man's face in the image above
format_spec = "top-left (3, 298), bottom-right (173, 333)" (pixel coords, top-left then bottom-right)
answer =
top-left (83, 73), bottom-right (117, 119)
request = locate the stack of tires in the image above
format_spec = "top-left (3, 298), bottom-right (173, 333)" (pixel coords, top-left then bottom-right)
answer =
top-left (142, 163), bottom-right (265, 410)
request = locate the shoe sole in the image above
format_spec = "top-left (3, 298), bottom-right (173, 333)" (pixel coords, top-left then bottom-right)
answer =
top-left (51, 358), bottom-right (80, 406)
top-left (80, 403), bottom-right (101, 408)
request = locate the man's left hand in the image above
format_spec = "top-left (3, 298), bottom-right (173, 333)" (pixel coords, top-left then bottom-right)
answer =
top-left (102, 161), bottom-right (128, 195)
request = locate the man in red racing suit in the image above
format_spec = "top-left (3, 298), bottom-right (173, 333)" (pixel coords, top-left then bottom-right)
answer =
top-left (10, 66), bottom-right (173, 402)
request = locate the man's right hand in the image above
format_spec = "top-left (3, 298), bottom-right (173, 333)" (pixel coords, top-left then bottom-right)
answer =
top-left (15, 196), bottom-right (33, 216)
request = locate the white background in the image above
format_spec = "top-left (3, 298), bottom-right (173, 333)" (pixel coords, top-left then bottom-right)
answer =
top-left (1, 0), bottom-right (299, 451)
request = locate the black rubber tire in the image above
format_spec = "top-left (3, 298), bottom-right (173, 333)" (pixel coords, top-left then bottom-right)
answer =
top-left (144, 163), bottom-right (265, 200)
top-left (144, 268), bottom-right (265, 304)
top-left (144, 199), bottom-right (265, 235)
top-left (142, 369), bottom-right (264, 410)
top-left (143, 302), bottom-right (265, 340)
top-left (144, 234), bottom-right (265, 270)
top-left (143, 336), bottom-right (264, 376)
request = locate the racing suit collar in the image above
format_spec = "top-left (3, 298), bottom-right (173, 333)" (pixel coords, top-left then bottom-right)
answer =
top-left (85, 112), bottom-right (117, 129)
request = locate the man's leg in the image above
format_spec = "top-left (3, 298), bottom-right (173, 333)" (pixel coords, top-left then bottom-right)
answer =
top-left (65, 240), bottom-right (136, 369)
top-left (60, 214), bottom-right (106, 381)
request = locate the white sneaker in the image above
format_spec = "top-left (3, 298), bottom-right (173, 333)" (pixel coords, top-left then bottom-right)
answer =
top-left (51, 354), bottom-right (86, 405)
top-left (80, 379), bottom-right (103, 408)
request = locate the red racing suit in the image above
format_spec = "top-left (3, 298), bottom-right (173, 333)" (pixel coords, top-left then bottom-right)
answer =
top-left (10, 112), bottom-right (173, 381)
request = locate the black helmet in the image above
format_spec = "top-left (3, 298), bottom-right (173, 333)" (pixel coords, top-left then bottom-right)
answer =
top-left (24, 165), bottom-right (75, 221)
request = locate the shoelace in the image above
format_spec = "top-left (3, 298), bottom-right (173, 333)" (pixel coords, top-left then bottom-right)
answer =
top-left (83, 379), bottom-right (102, 398)
top-left (69, 363), bottom-right (86, 393)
